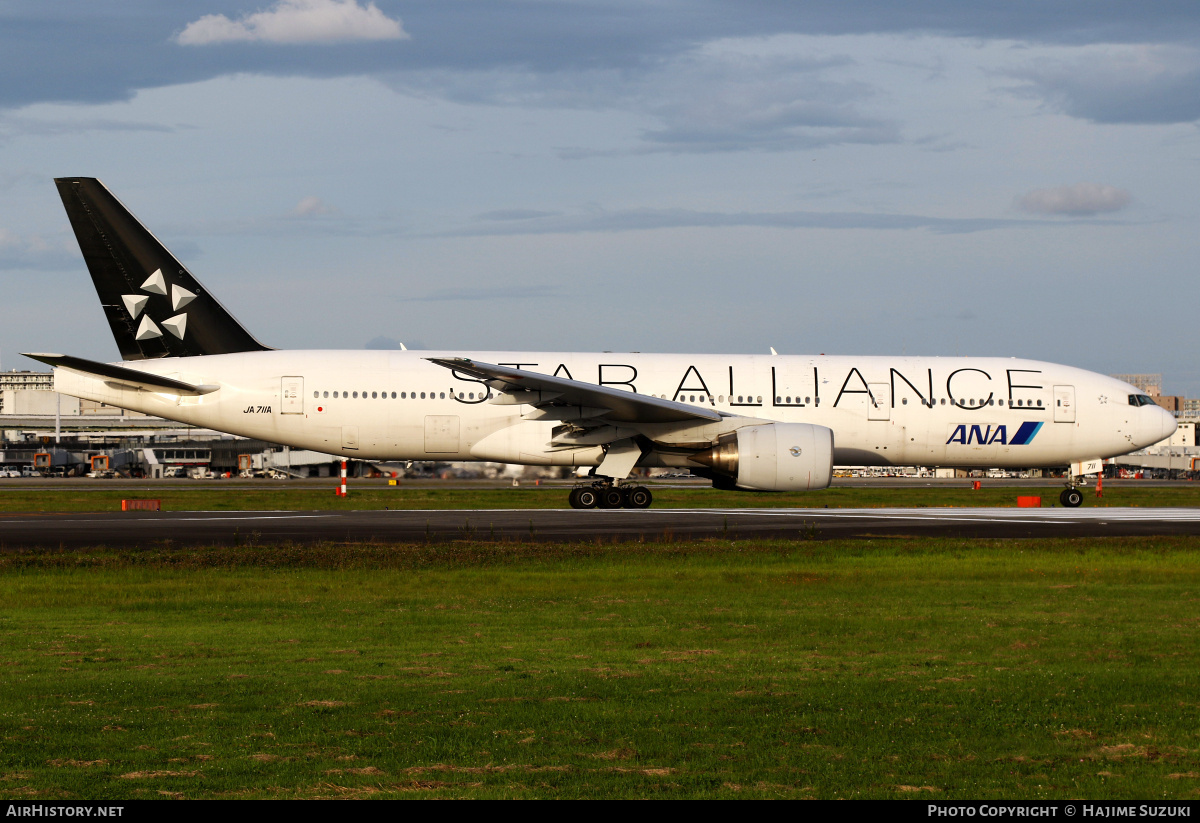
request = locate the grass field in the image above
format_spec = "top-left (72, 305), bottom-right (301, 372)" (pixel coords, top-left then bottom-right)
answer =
top-left (1, 536), bottom-right (1198, 799)
top-left (1, 482), bottom-right (1198, 512)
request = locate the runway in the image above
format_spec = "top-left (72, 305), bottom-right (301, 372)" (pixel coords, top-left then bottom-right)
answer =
top-left (2, 506), bottom-right (1198, 548)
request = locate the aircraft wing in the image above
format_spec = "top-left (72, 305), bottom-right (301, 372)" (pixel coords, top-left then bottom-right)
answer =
top-left (426, 357), bottom-right (722, 424)
top-left (21, 353), bottom-right (220, 396)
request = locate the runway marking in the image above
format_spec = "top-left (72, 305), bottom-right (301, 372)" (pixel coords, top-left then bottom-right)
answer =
top-left (0, 514), bottom-right (330, 525)
top-left (649, 507), bottom-right (1200, 522)
top-left (2, 508), bottom-right (1197, 529)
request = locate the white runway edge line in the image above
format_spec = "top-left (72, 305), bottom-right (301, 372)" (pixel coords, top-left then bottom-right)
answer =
top-left (351, 506), bottom-right (1200, 522)
top-left (0, 514), bottom-right (331, 524)
top-left (655, 507), bottom-right (1200, 523)
top-left (355, 506), bottom-right (1200, 525)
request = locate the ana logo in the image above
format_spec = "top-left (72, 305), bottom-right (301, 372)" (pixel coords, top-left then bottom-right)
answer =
top-left (946, 422), bottom-right (1043, 446)
top-left (789, 446), bottom-right (802, 457)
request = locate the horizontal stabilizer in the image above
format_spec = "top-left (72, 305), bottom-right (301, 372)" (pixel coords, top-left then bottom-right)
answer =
top-left (21, 353), bottom-right (220, 396)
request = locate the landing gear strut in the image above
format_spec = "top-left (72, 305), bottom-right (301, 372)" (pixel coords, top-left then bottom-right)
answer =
top-left (568, 481), bottom-right (653, 509)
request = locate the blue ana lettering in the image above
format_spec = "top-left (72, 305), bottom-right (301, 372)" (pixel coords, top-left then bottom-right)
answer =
top-left (947, 424), bottom-right (1008, 445)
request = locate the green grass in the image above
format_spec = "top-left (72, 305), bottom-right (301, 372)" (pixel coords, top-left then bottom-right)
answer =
top-left (1, 536), bottom-right (1199, 799)
top-left (1, 482), bottom-right (1199, 512)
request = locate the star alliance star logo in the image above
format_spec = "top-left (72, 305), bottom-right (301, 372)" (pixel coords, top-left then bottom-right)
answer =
top-left (121, 269), bottom-right (195, 341)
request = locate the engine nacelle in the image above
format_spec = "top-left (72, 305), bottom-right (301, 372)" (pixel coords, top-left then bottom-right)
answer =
top-left (689, 423), bottom-right (834, 491)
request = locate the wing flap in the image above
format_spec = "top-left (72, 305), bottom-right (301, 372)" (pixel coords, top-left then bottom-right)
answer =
top-left (427, 357), bottom-right (720, 424)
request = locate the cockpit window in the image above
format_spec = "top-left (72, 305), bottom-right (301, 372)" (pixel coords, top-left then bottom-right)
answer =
top-left (1128, 394), bottom-right (1156, 407)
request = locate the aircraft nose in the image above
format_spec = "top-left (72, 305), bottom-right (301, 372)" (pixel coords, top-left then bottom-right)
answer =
top-left (1142, 405), bottom-right (1177, 447)
top-left (1158, 406), bottom-right (1178, 441)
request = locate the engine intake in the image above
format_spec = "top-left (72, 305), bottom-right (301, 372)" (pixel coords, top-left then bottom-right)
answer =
top-left (690, 423), bottom-right (834, 491)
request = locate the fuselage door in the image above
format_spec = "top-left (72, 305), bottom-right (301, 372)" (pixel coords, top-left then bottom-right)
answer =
top-left (868, 383), bottom-right (890, 421)
top-left (1053, 385), bottom-right (1075, 423)
top-left (281, 376), bottom-right (304, 414)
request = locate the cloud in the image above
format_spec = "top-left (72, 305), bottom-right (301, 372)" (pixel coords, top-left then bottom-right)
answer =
top-left (0, 114), bottom-right (177, 144)
top-left (177, 0), bottom-right (408, 46)
top-left (1018, 183), bottom-right (1132, 216)
top-left (0, 228), bottom-right (76, 270)
top-left (402, 284), bottom-right (563, 302)
top-left (1009, 46), bottom-right (1200, 124)
top-left (434, 206), bottom-right (1076, 238)
top-left (7, 4), bottom-right (1200, 111)
top-left (639, 52), bottom-right (898, 153)
top-left (289, 195), bottom-right (337, 217)
top-left (475, 209), bottom-right (562, 221)
top-left (390, 48), bottom-right (899, 154)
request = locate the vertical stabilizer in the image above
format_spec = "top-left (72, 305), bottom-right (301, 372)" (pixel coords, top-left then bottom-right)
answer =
top-left (55, 177), bottom-right (271, 360)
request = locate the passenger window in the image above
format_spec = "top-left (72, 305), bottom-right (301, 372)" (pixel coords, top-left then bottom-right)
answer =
top-left (313, 391), bottom-right (318, 398)
top-left (901, 397), bottom-right (907, 405)
top-left (353, 391), bottom-right (358, 398)
top-left (440, 392), bottom-right (446, 399)
top-left (323, 391), bottom-right (329, 398)
top-left (420, 392), bottom-right (426, 399)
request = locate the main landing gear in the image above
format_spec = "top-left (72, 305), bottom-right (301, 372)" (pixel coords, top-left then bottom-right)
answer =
top-left (568, 482), bottom-right (653, 509)
top-left (1059, 487), bottom-right (1084, 508)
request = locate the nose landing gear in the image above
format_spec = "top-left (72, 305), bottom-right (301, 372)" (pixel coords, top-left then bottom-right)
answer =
top-left (568, 482), bottom-right (653, 509)
top-left (1059, 487), bottom-right (1084, 508)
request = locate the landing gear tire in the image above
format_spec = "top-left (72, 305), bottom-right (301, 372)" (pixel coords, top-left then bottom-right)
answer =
top-left (625, 486), bottom-right (653, 509)
top-left (1060, 488), bottom-right (1083, 508)
top-left (597, 487), bottom-right (626, 509)
top-left (573, 487), bottom-right (599, 509)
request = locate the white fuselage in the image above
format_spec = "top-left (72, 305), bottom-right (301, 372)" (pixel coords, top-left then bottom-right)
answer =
top-left (54, 350), bottom-right (1176, 469)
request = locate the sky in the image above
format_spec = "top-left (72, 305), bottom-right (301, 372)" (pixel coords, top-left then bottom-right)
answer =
top-left (2, 1), bottom-right (1199, 394)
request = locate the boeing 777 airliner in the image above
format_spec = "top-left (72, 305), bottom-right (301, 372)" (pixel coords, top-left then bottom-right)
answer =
top-left (24, 178), bottom-right (1176, 508)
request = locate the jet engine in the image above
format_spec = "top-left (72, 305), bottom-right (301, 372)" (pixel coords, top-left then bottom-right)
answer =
top-left (689, 423), bottom-right (834, 491)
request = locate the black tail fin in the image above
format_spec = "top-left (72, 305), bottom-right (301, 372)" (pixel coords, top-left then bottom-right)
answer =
top-left (55, 177), bottom-right (272, 360)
